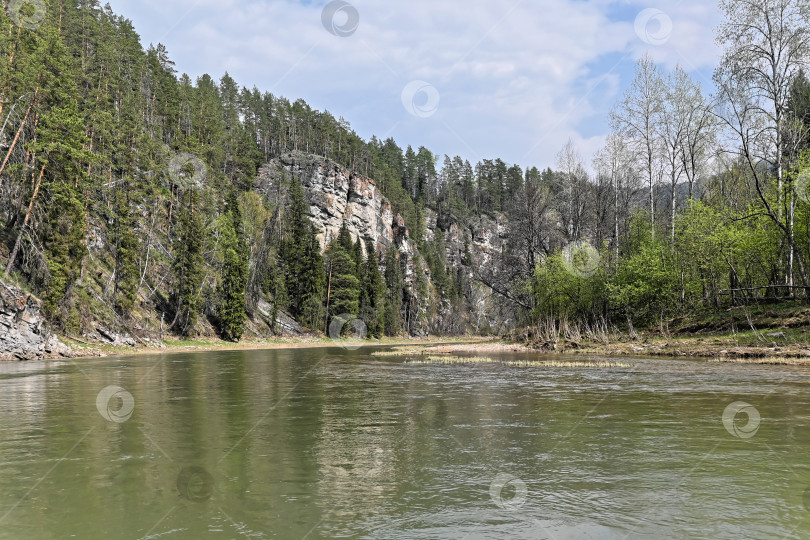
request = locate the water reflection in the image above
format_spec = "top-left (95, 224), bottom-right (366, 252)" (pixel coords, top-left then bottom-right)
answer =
top-left (0, 351), bottom-right (809, 538)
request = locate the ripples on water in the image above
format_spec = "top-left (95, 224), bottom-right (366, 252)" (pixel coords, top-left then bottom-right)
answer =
top-left (0, 348), bottom-right (809, 539)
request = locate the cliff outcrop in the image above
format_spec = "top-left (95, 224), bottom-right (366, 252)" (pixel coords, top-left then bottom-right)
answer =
top-left (256, 152), bottom-right (508, 335)
top-left (256, 152), bottom-right (421, 282)
top-left (0, 281), bottom-right (71, 361)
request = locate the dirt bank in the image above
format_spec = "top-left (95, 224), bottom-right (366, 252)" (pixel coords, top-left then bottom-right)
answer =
top-left (58, 335), bottom-right (493, 359)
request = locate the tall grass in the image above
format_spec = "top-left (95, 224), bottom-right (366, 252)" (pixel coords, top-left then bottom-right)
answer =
top-left (524, 315), bottom-right (619, 349)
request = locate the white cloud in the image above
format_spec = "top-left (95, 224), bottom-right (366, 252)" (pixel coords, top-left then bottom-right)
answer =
top-left (112, 0), bottom-right (723, 170)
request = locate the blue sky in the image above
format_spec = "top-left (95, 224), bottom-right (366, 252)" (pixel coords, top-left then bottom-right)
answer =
top-left (112, 0), bottom-right (723, 172)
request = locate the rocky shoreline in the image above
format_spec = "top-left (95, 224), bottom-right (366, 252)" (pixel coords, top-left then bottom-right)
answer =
top-left (1, 284), bottom-right (807, 367)
top-left (0, 280), bottom-right (71, 361)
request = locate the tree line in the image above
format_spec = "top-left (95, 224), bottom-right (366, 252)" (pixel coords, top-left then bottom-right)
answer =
top-left (521, 0), bottom-right (810, 328)
top-left (0, 0), bottom-right (488, 338)
top-left (3, 0), bottom-right (809, 341)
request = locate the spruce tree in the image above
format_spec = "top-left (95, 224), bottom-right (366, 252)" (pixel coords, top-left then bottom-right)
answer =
top-left (112, 183), bottom-right (140, 317)
top-left (265, 253), bottom-right (287, 334)
top-left (40, 174), bottom-right (86, 328)
top-left (338, 222), bottom-right (354, 254)
top-left (31, 29), bottom-right (92, 328)
top-left (351, 236), bottom-right (364, 269)
top-left (325, 223), bottom-right (360, 325)
top-left (363, 241), bottom-right (386, 337)
top-left (383, 246), bottom-right (404, 335)
top-left (298, 223), bottom-right (326, 330)
top-left (411, 253), bottom-right (430, 334)
top-left (431, 229), bottom-right (449, 297)
top-left (354, 237), bottom-right (369, 322)
top-left (216, 203), bottom-right (249, 341)
top-left (171, 192), bottom-right (205, 336)
top-left (282, 175), bottom-right (308, 315)
top-left (281, 175), bottom-right (325, 328)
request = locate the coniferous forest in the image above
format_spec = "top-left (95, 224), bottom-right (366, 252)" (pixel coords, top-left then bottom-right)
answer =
top-left (3, 0), bottom-right (810, 344)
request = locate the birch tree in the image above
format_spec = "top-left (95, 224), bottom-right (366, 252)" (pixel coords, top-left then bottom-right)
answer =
top-left (661, 71), bottom-right (687, 241)
top-left (676, 70), bottom-right (716, 200)
top-left (555, 139), bottom-right (589, 242)
top-left (660, 67), bottom-right (716, 240)
top-left (610, 55), bottom-right (665, 236)
top-left (714, 0), bottom-right (810, 288)
top-left (594, 133), bottom-right (636, 263)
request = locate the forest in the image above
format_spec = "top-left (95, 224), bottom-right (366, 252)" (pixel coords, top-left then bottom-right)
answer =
top-left (1, 0), bottom-right (810, 342)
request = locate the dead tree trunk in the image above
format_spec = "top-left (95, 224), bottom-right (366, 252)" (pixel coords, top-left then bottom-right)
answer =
top-left (5, 162), bottom-right (46, 275)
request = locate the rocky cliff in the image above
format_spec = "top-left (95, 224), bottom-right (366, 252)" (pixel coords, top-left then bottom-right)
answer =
top-left (0, 151), bottom-right (510, 359)
top-left (256, 152), bottom-right (420, 281)
top-left (424, 208), bottom-right (513, 334)
top-left (257, 152), bottom-right (511, 335)
top-left (0, 281), bottom-right (71, 361)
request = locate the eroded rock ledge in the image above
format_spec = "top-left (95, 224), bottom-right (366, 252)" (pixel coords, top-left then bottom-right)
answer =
top-left (0, 281), bottom-right (71, 361)
top-left (256, 152), bottom-right (402, 255)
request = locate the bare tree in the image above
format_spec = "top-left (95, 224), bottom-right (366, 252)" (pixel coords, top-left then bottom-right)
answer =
top-left (714, 0), bottom-right (810, 288)
top-left (661, 70), bottom-right (688, 241)
top-left (673, 68), bottom-right (717, 200)
top-left (658, 67), bottom-right (717, 241)
top-left (555, 139), bottom-right (589, 242)
top-left (516, 168), bottom-right (555, 270)
top-left (610, 55), bottom-right (665, 236)
top-left (594, 133), bottom-right (636, 263)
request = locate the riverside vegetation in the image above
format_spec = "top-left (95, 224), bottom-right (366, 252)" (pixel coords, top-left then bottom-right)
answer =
top-left (1, 1), bottom-right (810, 357)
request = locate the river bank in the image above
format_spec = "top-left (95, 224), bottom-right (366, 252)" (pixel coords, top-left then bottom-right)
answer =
top-left (57, 332), bottom-right (810, 366)
top-left (58, 335), bottom-right (495, 359)
top-left (558, 337), bottom-right (810, 364)
top-left (507, 303), bottom-right (810, 365)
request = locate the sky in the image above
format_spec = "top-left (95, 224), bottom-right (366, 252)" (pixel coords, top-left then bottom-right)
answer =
top-left (111, 0), bottom-right (724, 172)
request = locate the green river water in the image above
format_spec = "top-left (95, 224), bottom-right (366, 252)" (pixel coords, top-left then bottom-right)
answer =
top-left (1, 346), bottom-right (810, 539)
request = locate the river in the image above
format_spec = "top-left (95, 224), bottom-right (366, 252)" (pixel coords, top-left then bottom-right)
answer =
top-left (0, 347), bottom-right (809, 539)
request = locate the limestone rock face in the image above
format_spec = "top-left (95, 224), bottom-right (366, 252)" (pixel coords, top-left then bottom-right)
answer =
top-left (256, 152), bottom-right (401, 256)
top-left (424, 208), bottom-right (509, 333)
top-left (256, 152), bottom-right (509, 335)
top-left (256, 152), bottom-right (429, 330)
top-left (425, 209), bottom-right (505, 271)
top-left (0, 282), bottom-right (72, 361)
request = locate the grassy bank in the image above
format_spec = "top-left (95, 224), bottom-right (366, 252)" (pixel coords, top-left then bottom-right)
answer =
top-left (515, 301), bottom-right (810, 364)
top-left (364, 333), bottom-right (810, 366)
